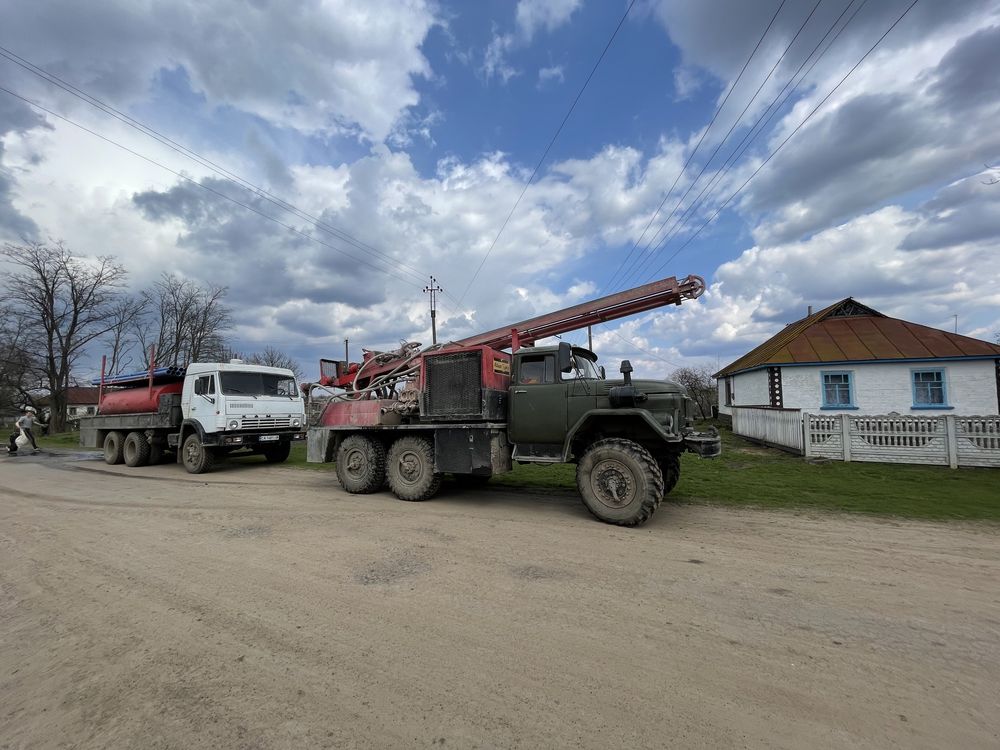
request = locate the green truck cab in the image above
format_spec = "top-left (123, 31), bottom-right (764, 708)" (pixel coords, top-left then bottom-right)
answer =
top-left (508, 342), bottom-right (720, 525)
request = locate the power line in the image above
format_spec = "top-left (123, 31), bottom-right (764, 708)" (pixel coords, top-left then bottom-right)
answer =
top-left (601, 0), bottom-right (789, 294)
top-left (645, 0), bottom-right (921, 281)
top-left (615, 0), bottom-right (826, 292)
top-left (0, 84), bottom-right (437, 295)
top-left (608, 329), bottom-right (685, 369)
top-left (456, 0), bottom-right (637, 306)
top-left (639, 0), bottom-right (870, 276)
top-left (0, 44), bottom-right (445, 294)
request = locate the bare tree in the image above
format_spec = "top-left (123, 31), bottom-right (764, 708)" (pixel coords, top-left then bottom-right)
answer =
top-left (245, 346), bottom-right (304, 379)
top-left (670, 366), bottom-right (718, 419)
top-left (0, 313), bottom-right (45, 416)
top-left (2, 241), bottom-right (129, 431)
top-left (134, 274), bottom-right (232, 367)
top-left (100, 296), bottom-right (147, 376)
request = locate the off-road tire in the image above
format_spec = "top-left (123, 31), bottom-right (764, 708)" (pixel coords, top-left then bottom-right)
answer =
top-left (576, 438), bottom-right (664, 526)
top-left (182, 434), bottom-right (216, 474)
top-left (263, 441), bottom-right (291, 463)
top-left (335, 435), bottom-right (386, 494)
top-left (123, 431), bottom-right (152, 467)
top-left (387, 436), bottom-right (441, 501)
top-left (656, 452), bottom-right (681, 496)
top-left (103, 431), bottom-right (125, 465)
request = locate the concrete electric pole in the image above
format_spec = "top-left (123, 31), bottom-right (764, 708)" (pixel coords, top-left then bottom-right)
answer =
top-left (423, 276), bottom-right (443, 345)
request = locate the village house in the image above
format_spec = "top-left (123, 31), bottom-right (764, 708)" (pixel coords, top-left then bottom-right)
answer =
top-left (715, 299), bottom-right (1000, 417)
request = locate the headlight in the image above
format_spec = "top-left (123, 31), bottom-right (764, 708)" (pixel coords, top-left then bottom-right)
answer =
top-left (291, 418), bottom-right (301, 428)
top-left (228, 419), bottom-right (240, 430)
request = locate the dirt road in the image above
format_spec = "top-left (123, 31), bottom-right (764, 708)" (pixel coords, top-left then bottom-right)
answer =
top-left (1, 451), bottom-right (998, 749)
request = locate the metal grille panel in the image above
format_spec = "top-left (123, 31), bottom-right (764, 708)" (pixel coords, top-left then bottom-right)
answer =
top-left (240, 417), bottom-right (293, 429)
top-left (424, 352), bottom-right (482, 416)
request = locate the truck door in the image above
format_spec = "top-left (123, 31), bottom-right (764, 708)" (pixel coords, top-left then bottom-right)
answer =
top-left (508, 352), bottom-right (567, 445)
top-left (184, 373), bottom-right (218, 434)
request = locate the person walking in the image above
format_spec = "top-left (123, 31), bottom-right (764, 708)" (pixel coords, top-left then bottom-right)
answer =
top-left (8, 406), bottom-right (45, 455)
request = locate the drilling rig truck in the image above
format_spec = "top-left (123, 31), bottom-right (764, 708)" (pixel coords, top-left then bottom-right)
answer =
top-left (80, 360), bottom-right (306, 473)
top-left (306, 275), bottom-right (720, 526)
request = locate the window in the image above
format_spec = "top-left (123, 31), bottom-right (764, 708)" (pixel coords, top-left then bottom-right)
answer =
top-left (68, 407), bottom-right (78, 416)
top-left (912, 369), bottom-right (947, 408)
top-left (821, 371), bottom-right (855, 409)
top-left (194, 375), bottom-right (215, 396)
top-left (518, 355), bottom-right (555, 385)
top-left (724, 377), bottom-right (733, 407)
top-left (562, 354), bottom-right (601, 381)
top-left (219, 372), bottom-right (297, 396)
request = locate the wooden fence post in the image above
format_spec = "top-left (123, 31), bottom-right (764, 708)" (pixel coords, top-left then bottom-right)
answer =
top-left (803, 413), bottom-right (811, 458)
top-left (840, 414), bottom-right (852, 462)
top-left (945, 415), bottom-right (958, 469)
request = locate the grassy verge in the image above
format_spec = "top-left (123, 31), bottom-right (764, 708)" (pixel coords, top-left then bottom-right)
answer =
top-left (492, 426), bottom-right (1000, 521)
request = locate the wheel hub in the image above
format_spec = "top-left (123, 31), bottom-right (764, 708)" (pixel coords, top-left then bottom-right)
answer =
top-left (345, 450), bottom-right (366, 477)
top-left (398, 451), bottom-right (420, 482)
top-left (592, 458), bottom-right (636, 508)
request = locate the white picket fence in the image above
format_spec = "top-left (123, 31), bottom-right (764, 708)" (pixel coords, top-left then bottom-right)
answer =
top-left (731, 407), bottom-right (1000, 469)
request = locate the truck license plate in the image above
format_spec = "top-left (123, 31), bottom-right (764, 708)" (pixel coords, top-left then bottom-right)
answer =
top-left (259, 435), bottom-right (279, 442)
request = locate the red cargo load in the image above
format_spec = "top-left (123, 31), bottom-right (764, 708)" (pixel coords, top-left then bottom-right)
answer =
top-left (98, 382), bottom-right (184, 415)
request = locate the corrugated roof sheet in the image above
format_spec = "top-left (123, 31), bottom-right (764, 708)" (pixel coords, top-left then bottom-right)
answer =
top-left (715, 298), bottom-right (1000, 377)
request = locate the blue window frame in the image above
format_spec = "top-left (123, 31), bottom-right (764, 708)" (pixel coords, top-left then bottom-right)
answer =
top-left (912, 369), bottom-right (948, 408)
top-left (821, 371), bottom-right (855, 409)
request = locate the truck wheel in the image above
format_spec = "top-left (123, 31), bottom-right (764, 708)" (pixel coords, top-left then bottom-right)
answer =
top-left (263, 442), bottom-right (291, 463)
top-left (657, 453), bottom-right (681, 496)
top-left (182, 434), bottom-right (216, 474)
top-left (387, 436), bottom-right (441, 501)
top-left (103, 431), bottom-right (125, 465)
top-left (123, 431), bottom-right (151, 467)
top-left (577, 438), bottom-right (664, 526)
top-left (335, 435), bottom-right (386, 494)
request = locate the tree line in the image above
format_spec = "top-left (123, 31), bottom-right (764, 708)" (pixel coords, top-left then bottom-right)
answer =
top-left (0, 241), bottom-right (301, 432)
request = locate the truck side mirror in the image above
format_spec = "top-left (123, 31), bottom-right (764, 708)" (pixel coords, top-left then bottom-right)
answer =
top-left (557, 341), bottom-right (573, 373)
top-left (599, 366), bottom-right (606, 379)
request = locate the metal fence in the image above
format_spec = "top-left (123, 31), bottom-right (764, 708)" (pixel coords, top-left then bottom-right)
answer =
top-left (730, 406), bottom-right (803, 452)
top-left (731, 407), bottom-right (1000, 469)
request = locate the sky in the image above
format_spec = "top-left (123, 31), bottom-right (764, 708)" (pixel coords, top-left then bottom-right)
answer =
top-left (1, 0), bottom-right (999, 381)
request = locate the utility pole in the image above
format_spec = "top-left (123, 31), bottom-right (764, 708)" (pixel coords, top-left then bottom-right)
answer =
top-left (953, 314), bottom-right (958, 334)
top-left (587, 325), bottom-right (593, 351)
top-left (344, 339), bottom-right (349, 362)
top-left (423, 276), bottom-right (442, 345)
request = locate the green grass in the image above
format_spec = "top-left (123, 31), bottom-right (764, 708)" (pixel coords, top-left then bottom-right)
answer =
top-left (491, 426), bottom-right (1000, 522)
top-left (36, 431), bottom-right (85, 449)
top-left (34, 427), bottom-right (999, 521)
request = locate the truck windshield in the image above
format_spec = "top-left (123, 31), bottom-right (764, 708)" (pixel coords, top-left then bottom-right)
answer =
top-left (565, 354), bottom-right (601, 380)
top-left (220, 372), bottom-right (297, 397)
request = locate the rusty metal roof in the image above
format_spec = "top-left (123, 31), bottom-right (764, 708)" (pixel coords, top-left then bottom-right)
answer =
top-left (715, 299), bottom-right (1000, 377)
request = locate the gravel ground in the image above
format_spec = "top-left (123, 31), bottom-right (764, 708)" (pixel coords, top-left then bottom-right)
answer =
top-left (1, 451), bottom-right (998, 749)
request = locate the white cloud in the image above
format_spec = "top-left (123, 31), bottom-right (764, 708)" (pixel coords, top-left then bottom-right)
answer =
top-left (538, 65), bottom-right (565, 87)
top-left (516, 0), bottom-right (582, 41)
top-left (0, 0), bottom-right (439, 142)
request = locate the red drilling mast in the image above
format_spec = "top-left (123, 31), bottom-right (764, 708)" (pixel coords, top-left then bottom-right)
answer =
top-left (317, 274), bottom-right (705, 392)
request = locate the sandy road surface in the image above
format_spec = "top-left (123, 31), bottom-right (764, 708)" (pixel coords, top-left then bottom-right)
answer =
top-left (1, 452), bottom-right (998, 749)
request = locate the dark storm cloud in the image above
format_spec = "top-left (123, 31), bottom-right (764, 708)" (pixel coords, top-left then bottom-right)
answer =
top-left (0, 96), bottom-right (51, 135)
top-left (740, 21), bottom-right (1000, 244)
top-left (901, 176), bottom-right (1000, 251)
top-left (0, 144), bottom-right (39, 240)
top-left (927, 25), bottom-right (1000, 113)
top-left (132, 176), bottom-right (389, 309)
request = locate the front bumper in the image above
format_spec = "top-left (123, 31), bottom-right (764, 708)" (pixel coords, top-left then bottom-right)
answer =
top-left (217, 430), bottom-right (306, 447)
top-left (682, 427), bottom-right (721, 458)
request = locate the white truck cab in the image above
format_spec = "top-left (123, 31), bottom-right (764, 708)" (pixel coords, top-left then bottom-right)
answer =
top-left (182, 360), bottom-right (305, 437)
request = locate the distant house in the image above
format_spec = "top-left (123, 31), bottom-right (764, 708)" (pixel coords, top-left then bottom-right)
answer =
top-left (38, 387), bottom-right (102, 425)
top-left (715, 299), bottom-right (1000, 416)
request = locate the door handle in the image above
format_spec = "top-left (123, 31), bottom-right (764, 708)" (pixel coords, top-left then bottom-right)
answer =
top-left (514, 389), bottom-right (527, 394)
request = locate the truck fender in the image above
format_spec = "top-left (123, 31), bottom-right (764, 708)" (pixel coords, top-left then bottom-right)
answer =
top-left (563, 409), bottom-right (676, 459)
top-left (175, 420), bottom-right (209, 462)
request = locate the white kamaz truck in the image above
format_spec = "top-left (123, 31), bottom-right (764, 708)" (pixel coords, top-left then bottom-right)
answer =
top-left (80, 360), bottom-right (306, 473)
